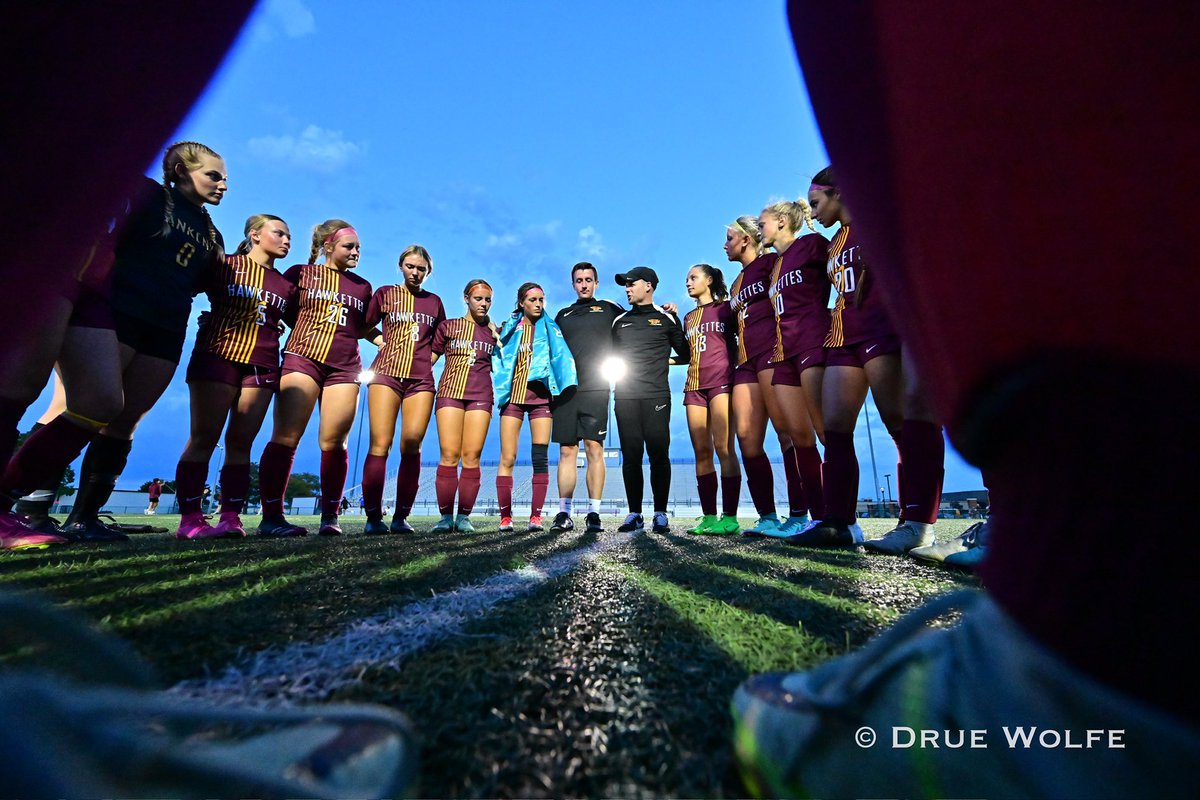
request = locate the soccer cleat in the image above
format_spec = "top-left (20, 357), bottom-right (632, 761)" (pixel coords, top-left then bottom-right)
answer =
top-left (527, 515), bottom-right (544, 532)
top-left (712, 514), bottom-right (742, 535)
top-left (453, 514), bottom-right (476, 534)
top-left (212, 512), bottom-right (247, 538)
top-left (549, 512), bottom-right (574, 533)
top-left (730, 590), bottom-right (1199, 798)
top-left (651, 512), bottom-right (670, 534)
top-left (430, 514), bottom-right (455, 533)
top-left (617, 513), bottom-right (644, 533)
top-left (584, 512), bottom-right (604, 533)
top-left (256, 517), bottom-right (308, 538)
top-left (389, 517), bottom-right (415, 535)
top-left (943, 545), bottom-right (988, 571)
top-left (783, 520), bottom-right (864, 548)
top-left (318, 515), bottom-right (342, 536)
top-left (686, 514), bottom-right (719, 535)
top-left (498, 517), bottom-right (514, 533)
top-left (864, 520), bottom-right (934, 555)
top-left (909, 519), bottom-right (989, 564)
top-left (63, 517), bottom-right (131, 542)
top-left (176, 513), bottom-right (223, 541)
top-left (741, 513), bottom-right (782, 538)
top-left (0, 512), bottom-right (68, 550)
top-left (363, 518), bottom-right (390, 535)
top-left (777, 514), bottom-right (811, 535)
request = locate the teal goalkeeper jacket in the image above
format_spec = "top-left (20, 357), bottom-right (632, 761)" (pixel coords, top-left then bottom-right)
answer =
top-left (492, 311), bottom-right (578, 408)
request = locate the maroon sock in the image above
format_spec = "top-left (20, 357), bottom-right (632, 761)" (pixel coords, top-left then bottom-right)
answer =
top-left (320, 449), bottom-right (348, 517)
top-left (531, 472), bottom-right (549, 518)
top-left (175, 460), bottom-right (208, 515)
top-left (0, 415), bottom-right (94, 512)
top-left (435, 464), bottom-right (458, 515)
top-left (783, 446), bottom-right (810, 517)
top-left (743, 454), bottom-right (776, 516)
top-left (900, 420), bottom-right (944, 524)
top-left (396, 452), bottom-right (422, 518)
top-left (821, 431), bottom-right (858, 524)
top-left (0, 396), bottom-right (26, 479)
top-left (721, 472), bottom-right (742, 517)
top-left (496, 475), bottom-right (513, 518)
top-left (258, 442), bottom-right (296, 519)
top-left (795, 445), bottom-right (825, 520)
top-left (219, 463), bottom-right (250, 514)
top-left (697, 471), bottom-right (718, 516)
top-left (457, 466), bottom-right (481, 515)
top-left (362, 453), bottom-right (387, 521)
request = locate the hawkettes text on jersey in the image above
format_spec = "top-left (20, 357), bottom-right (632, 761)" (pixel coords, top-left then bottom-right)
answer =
top-left (385, 310), bottom-right (439, 327)
top-left (167, 213), bottom-right (211, 251)
top-left (686, 319), bottom-right (726, 338)
top-left (829, 242), bottom-right (863, 292)
top-left (447, 337), bottom-right (494, 355)
top-left (304, 287), bottom-right (366, 311)
top-left (732, 280), bottom-right (766, 307)
top-left (225, 283), bottom-right (289, 312)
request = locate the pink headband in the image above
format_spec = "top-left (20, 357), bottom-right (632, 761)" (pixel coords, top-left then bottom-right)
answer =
top-left (323, 227), bottom-right (358, 245)
top-left (809, 183), bottom-right (835, 193)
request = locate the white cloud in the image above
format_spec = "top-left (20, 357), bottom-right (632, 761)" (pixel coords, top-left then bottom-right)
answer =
top-left (246, 125), bottom-right (363, 173)
top-left (577, 225), bottom-right (607, 259)
top-left (250, 0), bottom-right (316, 41)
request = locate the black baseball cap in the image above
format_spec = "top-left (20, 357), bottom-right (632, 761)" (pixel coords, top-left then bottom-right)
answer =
top-left (614, 266), bottom-right (659, 288)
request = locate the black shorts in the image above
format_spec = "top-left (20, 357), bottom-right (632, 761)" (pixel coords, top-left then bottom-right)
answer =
top-left (551, 387), bottom-right (610, 445)
top-left (113, 309), bottom-right (187, 363)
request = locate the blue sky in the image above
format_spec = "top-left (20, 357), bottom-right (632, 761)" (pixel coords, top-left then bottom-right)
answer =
top-left (21, 0), bottom-right (983, 498)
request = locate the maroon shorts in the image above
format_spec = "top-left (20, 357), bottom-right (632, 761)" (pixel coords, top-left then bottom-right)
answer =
top-left (282, 353), bottom-right (360, 387)
top-left (67, 284), bottom-right (115, 330)
top-left (371, 372), bottom-right (436, 400)
top-left (435, 396), bottom-right (494, 413)
top-left (825, 334), bottom-right (903, 368)
top-left (187, 349), bottom-right (281, 390)
top-left (771, 347), bottom-right (825, 386)
top-left (733, 361), bottom-right (758, 386)
top-left (500, 402), bottom-right (552, 421)
top-left (683, 385), bottom-right (731, 408)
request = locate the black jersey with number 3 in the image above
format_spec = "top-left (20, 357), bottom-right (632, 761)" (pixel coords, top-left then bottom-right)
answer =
top-left (110, 176), bottom-right (224, 334)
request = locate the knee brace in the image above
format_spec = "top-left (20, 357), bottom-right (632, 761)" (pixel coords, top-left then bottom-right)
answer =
top-left (531, 443), bottom-right (549, 474)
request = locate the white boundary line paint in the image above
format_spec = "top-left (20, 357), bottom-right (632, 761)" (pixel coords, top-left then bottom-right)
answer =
top-left (170, 532), bottom-right (632, 707)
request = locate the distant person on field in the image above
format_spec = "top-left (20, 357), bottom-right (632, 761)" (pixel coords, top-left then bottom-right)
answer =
top-left (144, 478), bottom-right (164, 515)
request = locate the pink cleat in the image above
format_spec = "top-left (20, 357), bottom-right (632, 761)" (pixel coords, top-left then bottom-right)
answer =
top-left (176, 512), bottom-right (224, 540)
top-left (211, 512), bottom-right (247, 538)
top-left (0, 512), bottom-right (68, 550)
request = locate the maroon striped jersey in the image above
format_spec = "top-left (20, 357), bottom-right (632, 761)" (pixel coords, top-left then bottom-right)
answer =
top-left (281, 264), bottom-right (373, 369)
top-left (508, 319), bottom-right (550, 404)
top-left (768, 233), bottom-right (832, 362)
top-left (195, 254), bottom-right (297, 368)
top-left (366, 285), bottom-right (446, 380)
top-left (432, 317), bottom-right (495, 402)
top-left (824, 224), bottom-right (896, 347)
top-left (729, 253), bottom-right (776, 365)
top-left (683, 302), bottom-right (736, 391)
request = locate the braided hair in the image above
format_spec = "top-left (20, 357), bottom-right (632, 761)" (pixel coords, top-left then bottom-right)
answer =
top-left (159, 141), bottom-right (224, 261)
top-left (310, 219), bottom-right (354, 263)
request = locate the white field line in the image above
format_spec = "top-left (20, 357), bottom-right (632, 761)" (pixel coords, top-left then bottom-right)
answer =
top-left (169, 532), bottom-right (632, 707)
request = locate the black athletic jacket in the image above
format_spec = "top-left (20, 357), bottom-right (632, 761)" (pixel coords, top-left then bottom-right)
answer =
top-left (611, 303), bottom-right (689, 399)
top-left (555, 298), bottom-right (624, 391)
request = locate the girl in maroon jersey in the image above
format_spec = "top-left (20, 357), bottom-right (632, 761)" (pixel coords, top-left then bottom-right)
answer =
top-left (361, 245), bottom-right (446, 535)
top-left (682, 264), bottom-right (742, 535)
top-left (429, 279), bottom-right (499, 534)
top-left (725, 217), bottom-right (804, 537)
top-left (761, 197), bottom-right (832, 535)
top-left (255, 219), bottom-right (374, 537)
top-left (0, 141), bottom-right (227, 548)
top-left (785, 167), bottom-right (943, 550)
top-left (173, 214), bottom-right (297, 540)
top-left (493, 283), bottom-right (575, 533)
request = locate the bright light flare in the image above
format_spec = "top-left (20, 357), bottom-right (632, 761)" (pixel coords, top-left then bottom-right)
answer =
top-left (600, 357), bottom-right (627, 384)
top-left (357, 369), bottom-right (376, 385)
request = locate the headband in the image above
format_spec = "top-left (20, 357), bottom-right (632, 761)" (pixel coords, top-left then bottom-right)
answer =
top-left (323, 227), bottom-right (358, 245)
top-left (809, 183), bottom-right (835, 193)
top-left (729, 220), bottom-right (752, 238)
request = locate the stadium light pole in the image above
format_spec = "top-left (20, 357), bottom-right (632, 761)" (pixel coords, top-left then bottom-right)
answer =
top-left (884, 473), bottom-right (893, 505)
top-left (209, 443), bottom-right (223, 514)
top-left (352, 370), bottom-right (375, 497)
top-left (863, 396), bottom-right (882, 504)
top-left (600, 356), bottom-right (626, 451)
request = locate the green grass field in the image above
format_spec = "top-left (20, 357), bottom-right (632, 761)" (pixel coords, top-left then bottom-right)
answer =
top-left (0, 514), bottom-right (980, 797)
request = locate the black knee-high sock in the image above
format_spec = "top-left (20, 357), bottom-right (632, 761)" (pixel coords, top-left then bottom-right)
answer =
top-left (66, 435), bottom-right (132, 524)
